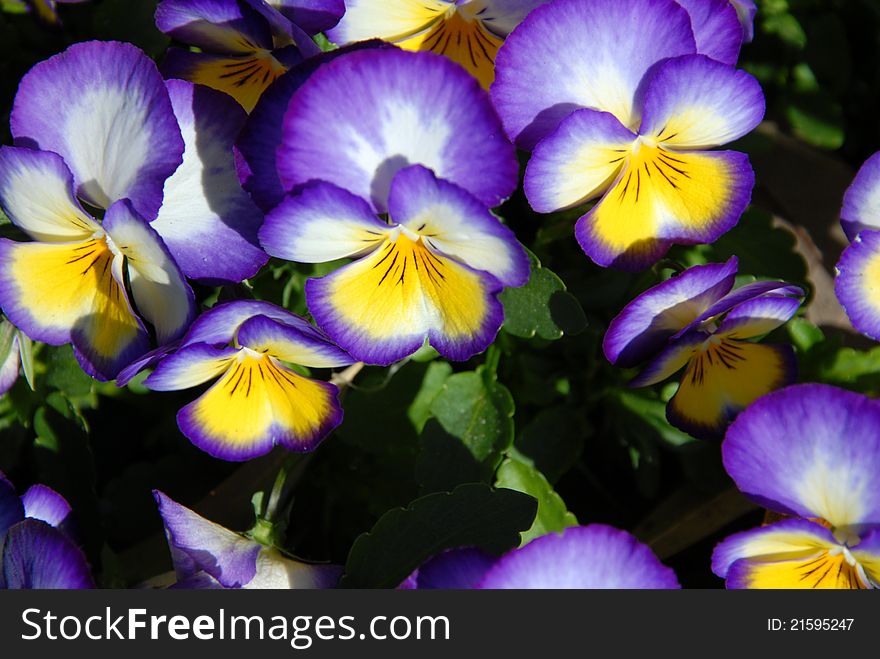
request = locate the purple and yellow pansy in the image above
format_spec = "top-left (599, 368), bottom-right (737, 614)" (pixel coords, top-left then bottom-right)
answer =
top-left (605, 257), bottom-right (804, 439)
top-left (141, 300), bottom-right (351, 461)
top-left (401, 525), bottom-right (680, 589)
top-left (835, 152), bottom-right (880, 341)
top-left (491, 0), bottom-right (763, 270)
top-left (154, 491), bottom-right (341, 589)
top-left (1, 473), bottom-right (94, 589)
top-left (260, 165), bottom-right (528, 365)
top-left (0, 41), bottom-right (266, 381)
top-left (713, 384), bottom-right (880, 589)
top-left (326, 0), bottom-right (550, 89)
top-left (155, 0), bottom-right (341, 112)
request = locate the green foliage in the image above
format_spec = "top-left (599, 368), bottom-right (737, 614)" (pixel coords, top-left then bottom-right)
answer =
top-left (342, 483), bottom-right (537, 588)
top-left (495, 458), bottom-right (577, 544)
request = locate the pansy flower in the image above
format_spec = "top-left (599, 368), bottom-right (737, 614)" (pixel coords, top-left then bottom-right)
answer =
top-left (0, 42), bottom-right (266, 380)
top-left (326, 0), bottom-right (549, 89)
top-left (154, 491), bottom-right (341, 589)
top-left (156, 0), bottom-right (341, 112)
top-left (604, 257), bottom-right (803, 439)
top-left (1, 473), bottom-right (94, 589)
top-left (401, 525), bottom-right (680, 589)
top-left (261, 165), bottom-right (528, 365)
top-left (142, 300), bottom-right (351, 461)
top-left (491, 0), bottom-right (764, 270)
top-left (835, 152), bottom-right (880, 341)
top-left (713, 384), bottom-right (880, 589)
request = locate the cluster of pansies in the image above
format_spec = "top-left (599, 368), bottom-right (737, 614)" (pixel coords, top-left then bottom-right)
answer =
top-left (0, 0), bottom-right (877, 591)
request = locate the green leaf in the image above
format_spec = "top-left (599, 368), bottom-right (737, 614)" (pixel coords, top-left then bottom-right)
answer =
top-left (429, 368), bottom-right (515, 476)
top-left (788, 317), bottom-right (825, 353)
top-left (495, 458), bottom-right (577, 544)
top-left (342, 483), bottom-right (537, 588)
top-left (44, 345), bottom-right (93, 398)
top-left (615, 389), bottom-right (695, 448)
top-left (18, 333), bottom-right (34, 391)
top-left (407, 361), bottom-right (452, 432)
top-left (500, 249), bottom-right (587, 340)
top-left (415, 420), bottom-right (485, 493)
top-left (785, 91), bottom-right (845, 150)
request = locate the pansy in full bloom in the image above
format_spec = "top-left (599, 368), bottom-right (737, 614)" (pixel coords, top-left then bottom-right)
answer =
top-left (1, 473), bottom-right (94, 589)
top-left (156, 0), bottom-right (342, 112)
top-left (0, 41), bottom-right (267, 381)
top-left (326, 0), bottom-right (550, 89)
top-left (400, 525), bottom-right (680, 589)
top-left (491, 0), bottom-right (764, 270)
top-left (835, 152), bottom-right (880, 341)
top-left (604, 257), bottom-right (803, 439)
top-left (154, 491), bottom-right (341, 589)
top-left (260, 165), bottom-right (528, 365)
top-left (713, 384), bottom-right (880, 589)
top-left (140, 300), bottom-right (351, 461)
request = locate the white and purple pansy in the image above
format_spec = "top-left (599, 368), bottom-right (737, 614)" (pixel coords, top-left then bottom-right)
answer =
top-left (260, 165), bottom-right (529, 366)
top-left (400, 525), bottom-right (680, 589)
top-left (140, 300), bottom-right (352, 461)
top-left (491, 0), bottom-right (764, 270)
top-left (713, 384), bottom-right (880, 589)
top-left (835, 152), bottom-right (880, 341)
top-left (155, 0), bottom-right (341, 112)
top-left (154, 491), bottom-right (342, 589)
top-left (0, 472), bottom-right (94, 589)
top-left (605, 257), bottom-right (804, 439)
top-left (0, 41), bottom-right (267, 381)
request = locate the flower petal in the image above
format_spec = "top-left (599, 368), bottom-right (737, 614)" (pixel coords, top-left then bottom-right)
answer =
top-left (478, 525), bottom-right (680, 589)
top-left (523, 108), bottom-right (637, 213)
top-left (715, 294), bottom-right (803, 339)
top-left (245, 548), bottom-right (342, 589)
top-left (0, 237), bottom-right (150, 380)
top-left (306, 236), bottom-right (504, 365)
top-left (575, 148), bottom-right (753, 270)
top-left (1, 519), bottom-right (94, 589)
top-left (0, 473), bottom-right (25, 536)
top-left (722, 383), bottom-right (880, 530)
top-left (491, 0), bottom-right (696, 150)
top-left (21, 484), bottom-right (71, 529)
top-left (278, 48), bottom-right (517, 212)
top-left (177, 354), bottom-right (342, 460)
top-left (637, 54), bottom-right (765, 149)
top-left (155, 0), bottom-right (273, 53)
top-left (259, 181), bottom-right (390, 263)
top-left (0, 329), bottom-right (21, 397)
top-left (667, 340), bottom-right (796, 440)
top-left (266, 0), bottom-right (344, 34)
top-left (841, 151), bottom-right (880, 241)
top-left (325, 0), bottom-right (450, 45)
top-left (603, 257), bottom-right (737, 367)
top-left (674, 0), bottom-right (743, 65)
top-left (850, 528), bottom-right (880, 588)
top-left (628, 331), bottom-right (708, 387)
top-left (730, 0), bottom-right (757, 42)
top-left (182, 299), bottom-right (322, 348)
top-left (11, 41), bottom-right (184, 219)
top-left (0, 146), bottom-right (99, 242)
top-left (236, 314), bottom-right (352, 368)
top-left (153, 490), bottom-right (260, 587)
top-left (389, 165), bottom-right (529, 287)
top-left (835, 229), bottom-right (880, 340)
top-left (401, 547), bottom-right (496, 589)
top-left (103, 200), bottom-right (195, 346)
top-left (144, 343), bottom-right (239, 391)
top-left (152, 80), bottom-right (267, 284)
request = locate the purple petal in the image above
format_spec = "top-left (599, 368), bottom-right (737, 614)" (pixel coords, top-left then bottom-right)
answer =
top-left (603, 258), bottom-right (737, 367)
top-left (0, 473), bottom-right (25, 536)
top-left (155, 0), bottom-right (273, 52)
top-left (730, 0), bottom-right (757, 42)
top-left (722, 383), bottom-right (880, 531)
top-left (21, 484), bottom-right (71, 529)
top-left (1, 519), bottom-right (94, 589)
top-left (144, 343), bottom-right (239, 392)
top-left (278, 48), bottom-right (517, 212)
top-left (267, 0), bottom-right (344, 34)
top-left (674, 0), bottom-right (743, 65)
top-left (637, 54), bottom-right (765, 148)
top-left (401, 547), bottom-right (496, 589)
top-left (841, 151), bottom-right (880, 242)
top-left (182, 299), bottom-right (325, 348)
top-left (836, 230), bottom-right (880, 340)
top-left (715, 294), bottom-right (803, 339)
top-left (115, 341), bottom-right (182, 387)
top-left (152, 80), bottom-right (268, 285)
top-left (491, 0), bottom-right (696, 150)
top-left (11, 41), bottom-right (184, 220)
top-left (477, 525), bottom-right (680, 589)
top-left (236, 314), bottom-right (353, 368)
top-left (154, 490), bottom-right (260, 588)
